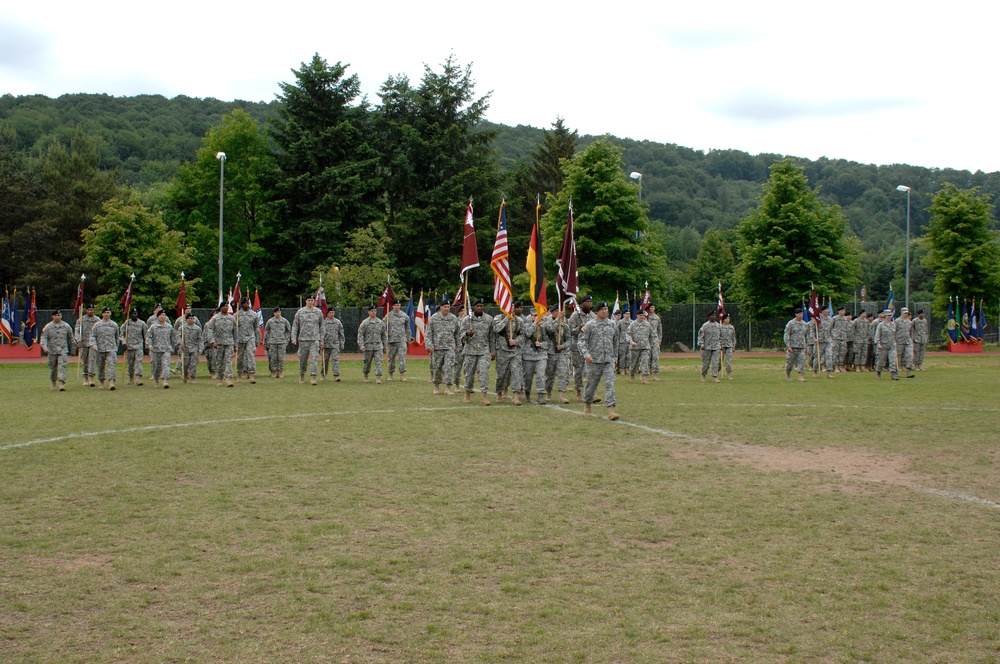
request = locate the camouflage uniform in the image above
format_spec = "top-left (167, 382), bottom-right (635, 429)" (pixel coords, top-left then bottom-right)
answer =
top-left (235, 308), bottom-right (262, 377)
top-left (145, 320), bottom-right (176, 383)
top-left (427, 310), bottom-right (462, 387)
top-left (120, 317), bottom-right (148, 382)
top-left (912, 315), bottom-right (929, 369)
top-left (568, 308), bottom-right (597, 392)
top-left (804, 320), bottom-right (818, 373)
top-left (172, 312), bottom-right (201, 372)
top-left (545, 315), bottom-right (573, 397)
top-left (76, 312), bottom-right (99, 382)
top-left (783, 317), bottom-right (809, 377)
top-left (719, 320), bottom-right (736, 377)
top-left (264, 314), bottom-right (292, 375)
top-left (817, 313), bottom-right (834, 372)
top-left (647, 311), bottom-right (662, 376)
top-left (492, 313), bottom-right (525, 396)
top-left (358, 316), bottom-right (388, 378)
top-left (616, 316), bottom-right (632, 373)
top-left (90, 318), bottom-right (120, 383)
top-left (697, 319), bottom-right (722, 379)
top-left (40, 319), bottom-right (77, 386)
top-left (626, 317), bottom-right (653, 378)
top-left (578, 317), bottom-right (619, 407)
top-left (894, 315), bottom-right (914, 372)
top-left (386, 308), bottom-right (411, 377)
top-left (174, 321), bottom-right (204, 379)
top-left (874, 317), bottom-right (899, 377)
top-left (461, 311), bottom-right (494, 394)
top-left (831, 312), bottom-right (851, 369)
top-left (521, 316), bottom-right (551, 401)
top-left (852, 315), bottom-right (871, 369)
top-left (321, 315), bottom-right (345, 379)
top-left (202, 313), bottom-right (220, 378)
top-left (291, 306), bottom-right (324, 379)
top-left (209, 314), bottom-right (238, 380)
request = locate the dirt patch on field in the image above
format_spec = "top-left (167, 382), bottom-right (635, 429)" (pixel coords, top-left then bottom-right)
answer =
top-left (676, 440), bottom-right (931, 489)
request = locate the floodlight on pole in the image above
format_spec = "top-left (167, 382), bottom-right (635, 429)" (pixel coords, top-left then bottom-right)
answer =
top-left (897, 185), bottom-right (911, 310)
top-left (629, 171), bottom-right (643, 200)
top-left (217, 152), bottom-right (226, 306)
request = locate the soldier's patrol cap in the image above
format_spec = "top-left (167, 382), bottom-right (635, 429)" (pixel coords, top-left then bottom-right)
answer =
top-left (901, 307), bottom-right (909, 314)
top-left (579, 294), bottom-right (593, 303)
top-left (548, 303), bottom-right (559, 312)
top-left (102, 306), bottom-right (112, 313)
top-left (794, 307), bottom-right (803, 314)
top-left (594, 301), bottom-right (609, 311)
top-left (884, 308), bottom-right (893, 314)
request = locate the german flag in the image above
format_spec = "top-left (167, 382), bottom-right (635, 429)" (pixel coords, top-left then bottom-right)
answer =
top-left (526, 198), bottom-right (547, 319)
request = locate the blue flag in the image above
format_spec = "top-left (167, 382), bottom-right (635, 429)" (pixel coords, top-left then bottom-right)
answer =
top-left (802, 298), bottom-right (811, 323)
top-left (10, 289), bottom-right (21, 344)
top-left (947, 297), bottom-right (958, 343)
top-left (406, 294), bottom-right (415, 339)
top-left (885, 285), bottom-right (895, 320)
top-left (23, 290), bottom-right (37, 348)
top-left (0, 291), bottom-right (12, 344)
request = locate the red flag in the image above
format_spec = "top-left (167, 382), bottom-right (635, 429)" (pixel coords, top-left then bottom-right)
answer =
top-left (315, 284), bottom-right (329, 318)
top-left (377, 277), bottom-right (395, 317)
top-left (640, 286), bottom-right (651, 312)
top-left (808, 286), bottom-right (822, 320)
top-left (119, 277), bottom-right (134, 318)
top-left (491, 201), bottom-right (513, 317)
top-left (556, 201), bottom-right (578, 306)
top-left (717, 282), bottom-right (726, 318)
top-left (175, 277), bottom-right (187, 318)
top-left (24, 289), bottom-right (37, 348)
top-left (230, 274), bottom-right (241, 313)
top-left (526, 203), bottom-right (548, 319)
top-left (414, 291), bottom-right (426, 345)
top-left (72, 274), bottom-right (85, 316)
top-left (860, 284), bottom-right (867, 303)
top-left (452, 283), bottom-right (465, 312)
top-left (253, 289), bottom-right (263, 331)
top-left (459, 200), bottom-right (479, 278)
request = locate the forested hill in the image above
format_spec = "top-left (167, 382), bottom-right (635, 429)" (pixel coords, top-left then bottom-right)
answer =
top-left (0, 93), bottom-right (278, 186)
top-left (3, 92), bottom-right (999, 306)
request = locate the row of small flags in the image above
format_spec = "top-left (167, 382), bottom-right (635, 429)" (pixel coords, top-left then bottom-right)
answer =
top-left (0, 287), bottom-right (38, 347)
top-left (949, 296), bottom-right (988, 343)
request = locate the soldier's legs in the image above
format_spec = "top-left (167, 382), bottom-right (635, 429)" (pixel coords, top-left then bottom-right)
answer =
top-left (362, 350), bottom-right (373, 376)
top-left (373, 351), bottom-right (383, 377)
top-left (298, 344), bottom-right (310, 377)
top-left (509, 355), bottom-right (524, 393)
top-left (723, 347), bottom-right (733, 374)
top-left (397, 343), bottom-right (407, 374)
top-left (48, 354), bottom-right (60, 383)
top-left (430, 350), bottom-right (444, 385)
top-left (387, 343), bottom-right (397, 374)
top-left (710, 350), bottom-right (721, 378)
top-left (555, 353), bottom-right (570, 393)
top-left (329, 352), bottom-right (340, 377)
top-left (185, 350), bottom-right (198, 378)
top-left (914, 342), bottom-right (925, 367)
top-left (649, 343), bottom-right (659, 375)
top-left (246, 342), bottom-right (257, 375)
top-left (701, 350), bottom-right (713, 377)
top-left (100, 351), bottom-right (116, 381)
top-left (218, 346), bottom-right (234, 378)
top-left (545, 353), bottom-right (557, 393)
top-left (601, 361), bottom-right (617, 407)
top-left (494, 352), bottom-right (511, 393)
top-left (80, 347), bottom-right (94, 380)
top-left (901, 344), bottom-right (913, 370)
top-left (442, 350), bottom-right (456, 385)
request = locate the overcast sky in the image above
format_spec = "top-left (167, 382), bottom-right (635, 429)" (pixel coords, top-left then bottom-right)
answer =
top-left (2, 0), bottom-right (997, 173)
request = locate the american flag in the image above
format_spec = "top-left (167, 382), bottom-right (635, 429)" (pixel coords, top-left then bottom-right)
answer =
top-left (491, 202), bottom-right (513, 317)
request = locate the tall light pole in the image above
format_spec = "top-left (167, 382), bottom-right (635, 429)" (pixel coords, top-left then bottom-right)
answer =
top-left (630, 171), bottom-right (643, 200)
top-left (217, 151), bottom-right (227, 306)
top-left (897, 184), bottom-right (911, 310)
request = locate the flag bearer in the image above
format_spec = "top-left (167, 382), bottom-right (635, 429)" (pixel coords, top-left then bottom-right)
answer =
top-left (579, 301), bottom-right (620, 420)
top-left (120, 309), bottom-right (147, 385)
top-left (90, 306), bottom-right (120, 390)
top-left (41, 310), bottom-right (77, 391)
top-left (264, 307), bottom-right (292, 379)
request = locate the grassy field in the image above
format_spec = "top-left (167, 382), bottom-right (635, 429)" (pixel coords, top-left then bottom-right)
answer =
top-left (1, 355), bottom-right (999, 662)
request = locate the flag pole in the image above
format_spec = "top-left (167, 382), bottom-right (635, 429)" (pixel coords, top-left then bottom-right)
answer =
top-left (233, 272), bottom-right (241, 383)
top-left (76, 274), bottom-right (86, 384)
top-left (180, 271), bottom-right (187, 384)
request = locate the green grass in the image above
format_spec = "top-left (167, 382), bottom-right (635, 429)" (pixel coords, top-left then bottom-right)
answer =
top-left (2, 356), bottom-right (999, 662)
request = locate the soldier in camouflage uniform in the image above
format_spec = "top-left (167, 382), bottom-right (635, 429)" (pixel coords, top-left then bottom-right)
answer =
top-left (912, 309), bottom-right (929, 370)
top-left (831, 305), bottom-right (851, 372)
top-left (616, 311), bottom-right (631, 374)
top-left (146, 310), bottom-right (176, 388)
top-left (805, 317), bottom-right (818, 375)
top-left (521, 308), bottom-right (551, 404)
top-left (874, 309), bottom-right (899, 379)
top-left (578, 301), bottom-right (620, 420)
top-left (320, 308), bottom-right (345, 381)
top-left (40, 310), bottom-right (77, 390)
top-left (492, 301), bottom-right (527, 405)
top-left (386, 301), bottom-right (411, 381)
top-left (235, 297), bottom-right (262, 383)
top-left (461, 298), bottom-right (493, 405)
top-left (120, 309), bottom-right (148, 385)
top-left (208, 306), bottom-right (237, 386)
top-left (697, 312), bottom-right (722, 383)
top-left (783, 307), bottom-right (809, 381)
top-left (90, 306), bottom-right (120, 389)
top-left (894, 308), bottom-right (916, 378)
top-left (647, 303), bottom-right (662, 381)
top-left (172, 304), bottom-right (199, 375)
top-left (146, 303), bottom-right (165, 329)
top-left (427, 301), bottom-right (462, 395)
top-left (201, 306), bottom-right (222, 379)
top-left (818, 308), bottom-right (834, 378)
top-left (358, 304), bottom-right (388, 383)
top-left (851, 311), bottom-right (870, 371)
top-left (174, 312), bottom-right (204, 382)
top-left (568, 295), bottom-right (597, 400)
top-left (291, 294), bottom-right (323, 385)
top-left (264, 307), bottom-right (292, 378)
top-left (545, 304), bottom-right (573, 404)
top-left (626, 310), bottom-right (653, 383)
top-left (719, 312), bottom-right (736, 380)
top-left (76, 304), bottom-right (99, 386)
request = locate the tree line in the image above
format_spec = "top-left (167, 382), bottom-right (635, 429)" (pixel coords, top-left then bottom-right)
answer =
top-left (2, 53), bottom-right (999, 319)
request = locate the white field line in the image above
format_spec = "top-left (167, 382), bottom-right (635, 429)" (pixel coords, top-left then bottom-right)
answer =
top-left (649, 402), bottom-right (1000, 414)
top-left (0, 407), bottom-right (468, 452)
top-left (545, 405), bottom-right (1000, 510)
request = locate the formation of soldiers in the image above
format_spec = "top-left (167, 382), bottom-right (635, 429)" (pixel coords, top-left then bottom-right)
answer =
top-left (783, 305), bottom-right (928, 381)
top-left (39, 294), bottom-right (631, 421)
